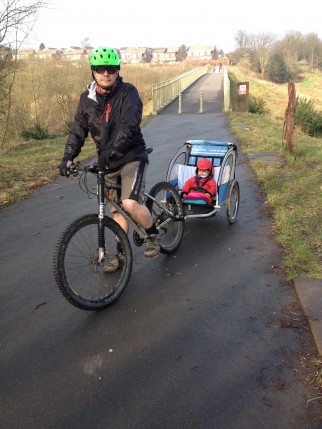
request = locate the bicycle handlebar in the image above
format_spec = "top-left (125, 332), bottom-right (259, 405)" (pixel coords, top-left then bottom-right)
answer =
top-left (68, 162), bottom-right (98, 175)
top-left (68, 146), bottom-right (153, 189)
top-left (68, 147), bottom-right (153, 176)
top-left (68, 161), bottom-right (121, 190)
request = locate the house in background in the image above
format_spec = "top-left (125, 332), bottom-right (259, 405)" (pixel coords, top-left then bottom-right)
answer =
top-left (187, 45), bottom-right (217, 61)
top-left (61, 48), bottom-right (88, 61)
top-left (13, 49), bottom-right (36, 60)
top-left (152, 48), bottom-right (167, 62)
top-left (163, 47), bottom-right (179, 62)
top-left (13, 45), bottom-right (226, 64)
top-left (35, 48), bottom-right (63, 60)
top-left (120, 47), bottom-right (153, 63)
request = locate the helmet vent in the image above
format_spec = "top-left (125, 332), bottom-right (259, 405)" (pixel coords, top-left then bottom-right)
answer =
top-left (89, 47), bottom-right (120, 67)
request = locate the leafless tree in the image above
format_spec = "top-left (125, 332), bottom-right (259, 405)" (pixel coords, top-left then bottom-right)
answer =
top-left (303, 32), bottom-right (322, 68)
top-left (0, 0), bottom-right (46, 45)
top-left (248, 32), bottom-right (276, 76)
top-left (232, 30), bottom-right (276, 74)
top-left (277, 31), bottom-right (304, 63)
top-left (0, 0), bottom-right (46, 148)
top-left (81, 37), bottom-right (92, 50)
top-left (234, 30), bottom-right (249, 51)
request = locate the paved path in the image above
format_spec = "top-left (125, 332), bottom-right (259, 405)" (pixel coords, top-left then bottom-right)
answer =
top-left (1, 72), bottom-right (321, 428)
top-left (160, 72), bottom-right (224, 115)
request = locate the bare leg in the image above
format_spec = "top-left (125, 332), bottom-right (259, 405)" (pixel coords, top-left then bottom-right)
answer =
top-left (112, 199), bottom-right (159, 260)
top-left (113, 212), bottom-right (129, 234)
top-left (121, 199), bottom-right (153, 229)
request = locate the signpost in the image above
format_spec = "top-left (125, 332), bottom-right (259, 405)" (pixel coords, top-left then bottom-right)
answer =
top-left (237, 82), bottom-right (249, 112)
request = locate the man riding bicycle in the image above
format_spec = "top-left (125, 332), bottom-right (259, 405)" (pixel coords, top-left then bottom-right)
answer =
top-left (58, 47), bottom-right (160, 271)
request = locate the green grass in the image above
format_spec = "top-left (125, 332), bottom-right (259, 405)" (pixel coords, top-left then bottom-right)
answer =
top-left (0, 137), bottom-right (96, 206)
top-left (227, 70), bottom-right (322, 280)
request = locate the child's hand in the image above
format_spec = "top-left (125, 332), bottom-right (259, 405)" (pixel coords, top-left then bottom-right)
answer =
top-left (205, 192), bottom-right (211, 197)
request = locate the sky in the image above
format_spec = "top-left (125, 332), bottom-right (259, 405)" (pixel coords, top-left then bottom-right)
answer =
top-left (25, 0), bottom-right (322, 53)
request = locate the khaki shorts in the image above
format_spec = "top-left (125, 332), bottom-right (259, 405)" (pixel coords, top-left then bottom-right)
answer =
top-left (105, 161), bottom-right (148, 213)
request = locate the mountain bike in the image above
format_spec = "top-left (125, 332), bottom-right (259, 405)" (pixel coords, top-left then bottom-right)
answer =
top-left (53, 159), bottom-right (185, 311)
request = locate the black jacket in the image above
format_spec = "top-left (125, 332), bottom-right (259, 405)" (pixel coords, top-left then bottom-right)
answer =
top-left (64, 77), bottom-right (148, 172)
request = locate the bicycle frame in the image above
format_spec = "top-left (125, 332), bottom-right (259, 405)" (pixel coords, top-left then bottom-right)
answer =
top-left (94, 166), bottom-right (182, 262)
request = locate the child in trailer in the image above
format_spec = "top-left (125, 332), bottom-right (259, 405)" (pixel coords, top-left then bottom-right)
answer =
top-left (181, 158), bottom-right (217, 205)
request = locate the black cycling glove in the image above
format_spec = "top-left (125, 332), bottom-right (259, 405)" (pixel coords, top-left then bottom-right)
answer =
top-left (59, 156), bottom-right (73, 177)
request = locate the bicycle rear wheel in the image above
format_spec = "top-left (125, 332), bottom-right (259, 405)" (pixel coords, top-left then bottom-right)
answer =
top-left (53, 214), bottom-right (132, 311)
top-left (146, 182), bottom-right (185, 254)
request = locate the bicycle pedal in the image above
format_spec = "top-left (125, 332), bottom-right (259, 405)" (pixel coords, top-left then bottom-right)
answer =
top-left (133, 230), bottom-right (144, 247)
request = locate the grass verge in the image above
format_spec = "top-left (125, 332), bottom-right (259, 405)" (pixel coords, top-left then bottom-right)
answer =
top-left (0, 136), bottom-right (96, 206)
top-left (227, 67), bottom-right (322, 281)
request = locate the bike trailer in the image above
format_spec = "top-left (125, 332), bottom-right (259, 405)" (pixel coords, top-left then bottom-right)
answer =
top-left (166, 140), bottom-right (240, 223)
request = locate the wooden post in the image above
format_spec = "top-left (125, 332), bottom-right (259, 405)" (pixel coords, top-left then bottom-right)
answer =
top-left (282, 80), bottom-right (298, 158)
top-left (236, 82), bottom-right (249, 112)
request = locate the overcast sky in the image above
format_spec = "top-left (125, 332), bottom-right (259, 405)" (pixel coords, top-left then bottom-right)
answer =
top-left (25, 0), bottom-right (322, 53)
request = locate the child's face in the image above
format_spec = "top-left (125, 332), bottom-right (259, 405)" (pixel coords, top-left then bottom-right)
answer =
top-left (198, 168), bottom-right (210, 178)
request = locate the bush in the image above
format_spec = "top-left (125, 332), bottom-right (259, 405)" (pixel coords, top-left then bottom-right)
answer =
top-left (20, 123), bottom-right (49, 140)
top-left (266, 53), bottom-right (290, 83)
top-left (294, 96), bottom-right (322, 136)
top-left (248, 95), bottom-right (267, 114)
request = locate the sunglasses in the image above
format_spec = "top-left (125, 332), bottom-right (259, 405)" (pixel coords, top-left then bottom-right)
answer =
top-left (94, 66), bottom-right (118, 75)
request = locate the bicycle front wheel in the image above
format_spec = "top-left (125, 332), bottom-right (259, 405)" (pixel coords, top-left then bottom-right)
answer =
top-left (146, 182), bottom-right (185, 254)
top-left (53, 214), bottom-right (133, 311)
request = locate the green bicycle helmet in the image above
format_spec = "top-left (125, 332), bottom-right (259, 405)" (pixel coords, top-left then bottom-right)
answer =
top-left (89, 47), bottom-right (120, 69)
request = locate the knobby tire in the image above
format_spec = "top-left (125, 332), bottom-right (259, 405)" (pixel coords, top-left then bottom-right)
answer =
top-left (53, 214), bottom-right (132, 311)
top-left (146, 182), bottom-right (185, 254)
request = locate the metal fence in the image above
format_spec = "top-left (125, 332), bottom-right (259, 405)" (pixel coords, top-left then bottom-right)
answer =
top-left (152, 66), bottom-right (210, 114)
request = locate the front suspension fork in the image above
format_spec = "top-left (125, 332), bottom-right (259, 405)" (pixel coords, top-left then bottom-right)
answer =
top-left (97, 171), bottom-right (106, 263)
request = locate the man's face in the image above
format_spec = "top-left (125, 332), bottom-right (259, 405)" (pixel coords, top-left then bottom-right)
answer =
top-left (93, 66), bottom-right (119, 90)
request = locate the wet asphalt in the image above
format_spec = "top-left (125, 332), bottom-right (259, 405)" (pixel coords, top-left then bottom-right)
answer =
top-left (1, 72), bottom-right (321, 428)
